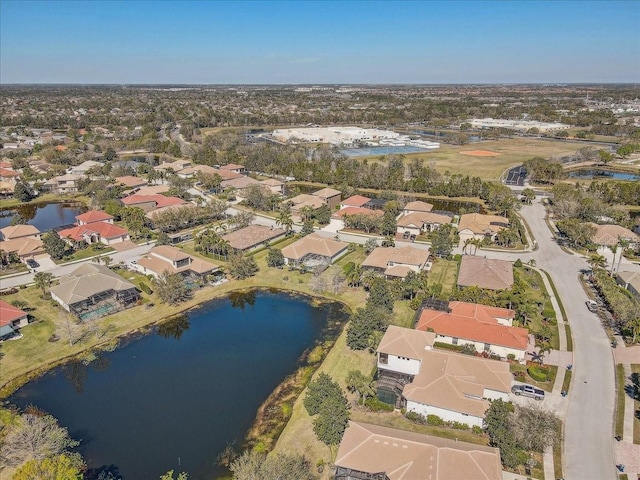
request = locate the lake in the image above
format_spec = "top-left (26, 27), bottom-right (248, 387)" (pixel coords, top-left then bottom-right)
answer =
top-left (8, 290), bottom-right (348, 480)
top-left (566, 169), bottom-right (640, 181)
top-left (0, 202), bottom-right (87, 231)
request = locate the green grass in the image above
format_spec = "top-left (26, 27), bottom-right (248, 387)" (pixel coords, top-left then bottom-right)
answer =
top-left (517, 266), bottom-right (560, 350)
top-left (616, 363), bottom-right (626, 438)
top-left (0, 263), bottom-right (28, 277)
top-left (562, 369), bottom-right (572, 393)
top-left (510, 363), bottom-right (558, 392)
top-left (632, 364), bottom-right (640, 444)
top-left (565, 324), bottom-right (573, 352)
top-left (56, 246), bottom-right (116, 264)
top-left (553, 441), bottom-right (563, 480)
top-left (428, 258), bottom-right (458, 291)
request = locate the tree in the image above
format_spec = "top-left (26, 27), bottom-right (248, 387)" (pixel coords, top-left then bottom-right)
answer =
top-left (617, 237), bottom-right (630, 273)
top-left (346, 306), bottom-right (392, 350)
top-left (521, 188), bottom-right (535, 205)
top-left (227, 253), bottom-right (259, 279)
top-left (12, 453), bottom-right (85, 480)
top-left (483, 400), bottom-right (526, 469)
top-left (304, 373), bottom-right (346, 416)
top-left (301, 218), bottom-right (315, 236)
top-left (229, 451), bottom-right (315, 480)
top-left (511, 404), bottom-right (561, 453)
top-left (431, 225), bottom-right (454, 257)
top-left (160, 471), bottom-right (188, 480)
top-left (42, 231), bottom-right (68, 260)
top-left (346, 370), bottom-right (374, 405)
top-left (33, 272), bottom-right (54, 297)
top-left (230, 210), bottom-right (255, 229)
top-left (154, 271), bottom-right (190, 305)
top-left (367, 277), bottom-right (395, 312)
top-left (0, 414), bottom-right (80, 467)
top-left (14, 181), bottom-right (35, 202)
top-left (275, 209), bottom-right (293, 234)
top-left (266, 247), bottom-right (285, 268)
top-left (587, 253), bottom-right (607, 272)
top-left (304, 373), bottom-right (349, 456)
top-left (363, 238), bottom-right (378, 254)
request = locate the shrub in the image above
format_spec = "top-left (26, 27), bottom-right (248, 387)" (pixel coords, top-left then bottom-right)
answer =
top-left (507, 353), bottom-right (516, 362)
top-left (138, 282), bottom-right (153, 295)
top-left (450, 421), bottom-right (470, 430)
top-left (434, 341), bottom-right (463, 352)
top-left (427, 414), bottom-right (445, 426)
top-left (405, 411), bottom-right (427, 424)
top-left (542, 306), bottom-right (556, 320)
top-left (514, 258), bottom-right (523, 267)
top-left (527, 365), bottom-right (549, 382)
top-left (472, 425), bottom-right (483, 435)
top-left (459, 343), bottom-right (477, 355)
top-left (513, 370), bottom-right (526, 380)
top-left (365, 397), bottom-right (394, 412)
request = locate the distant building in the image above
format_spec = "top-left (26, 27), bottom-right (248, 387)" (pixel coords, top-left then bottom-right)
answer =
top-left (42, 173), bottom-right (82, 194)
top-left (468, 118), bottom-right (570, 133)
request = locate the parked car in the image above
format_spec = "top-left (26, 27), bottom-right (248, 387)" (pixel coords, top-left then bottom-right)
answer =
top-left (511, 384), bottom-right (545, 400)
top-left (26, 259), bottom-right (39, 268)
top-left (586, 300), bottom-right (598, 312)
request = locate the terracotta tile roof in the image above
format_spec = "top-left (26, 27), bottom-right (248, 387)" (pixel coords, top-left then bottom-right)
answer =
top-left (221, 225), bottom-right (286, 251)
top-left (0, 168), bottom-right (19, 178)
top-left (335, 421), bottom-right (502, 480)
top-left (0, 237), bottom-right (44, 257)
top-left (416, 304), bottom-right (528, 351)
top-left (457, 256), bottom-right (514, 290)
top-left (377, 325), bottom-right (435, 360)
top-left (403, 349), bottom-right (512, 418)
top-left (0, 300), bottom-right (27, 326)
top-left (589, 223), bottom-right (639, 246)
top-left (403, 200), bottom-right (433, 212)
top-left (448, 301), bottom-right (515, 323)
top-left (76, 210), bottom-right (114, 224)
top-left (58, 222), bottom-right (128, 241)
top-left (458, 213), bottom-right (509, 235)
top-left (281, 233), bottom-right (349, 261)
top-left (0, 224), bottom-right (40, 240)
top-left (121, 194), bottom-right (185, 209)
top-left (341, 195), bottom-right (371, 207)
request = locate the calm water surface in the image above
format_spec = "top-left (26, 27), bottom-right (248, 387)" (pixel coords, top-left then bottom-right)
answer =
top-left (9, 291), bottom-right (347, 480)
top-left (567, 169), bottom-right (640, 181)
top-left (0, 202), bottom-right (86, 231)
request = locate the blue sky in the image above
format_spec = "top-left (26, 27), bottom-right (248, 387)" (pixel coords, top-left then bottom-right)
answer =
top-left (1, 0), bottom-right (638, 84)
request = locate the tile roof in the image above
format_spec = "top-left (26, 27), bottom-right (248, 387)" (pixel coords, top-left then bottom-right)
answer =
top-left (313, 187), bottom-right (341, 199)
top-left (397, 211), bottom-right (452, 228)
top-left (589, 223), bottom-right (639, 246)
top-left (58, 222), bottom-right (128, 241)
top-left (457, 256), bottom-right (514, 290)
top-left (120, 194), bottom-right (185, 209)
top-left (403, 200), bottom-right (434, 212)
top-left (0, 224), bottom-right (40, 240)
top-left (221, 225), bottom-right (286, 251)
top-left (150, 245), bottom-right (190, 262)
top-left (458, 213), bottom-right (509, 234)
top-left (341, 195), bottom-right (371, 207)
top-left (50, 263), bottom-right (137, 306)
top-left (335, 421), bottom-right (502, 480)
top-left (220, 163), bottom-right (245, 170)
top-left (377, 325), bottom-right (435, 360)
top-left (403, 349), bottom-right (512, 418)
top-left (416, 303), bottom-right (527, 350)
top-left (220, 176), bottom-right (261, 189)
top-left (0, 237), bottom-right (44, 256)
top-left (76, 210), bottom-right (114, 224)
top-left (0, 300), bottom-right (28, 326)
top-left (115, 176), bottom-right (148, 188)
top-left (332, 206), bottom-right (384, 219)
top-left (281, 233), bottom-right (349, 261)
top-left (362, 246), bottom-right (430, 274)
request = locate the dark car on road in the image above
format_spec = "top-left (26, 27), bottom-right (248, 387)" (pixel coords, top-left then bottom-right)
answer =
top-left (511, 384), bottom-right (545, 400)
top-left (26, 259), bottom-right (39, 269)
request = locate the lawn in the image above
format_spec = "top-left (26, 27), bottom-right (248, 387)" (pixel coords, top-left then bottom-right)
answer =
top-left (562, 369), bottom-right (572, 394)
top-left (0, 263), bottom-right (28, 277)
top-left (616, 364), bottom-right (626, 439)
top-left (428, 258), bottom-right (458, 291)
top-left (55, 246), bottom-right (116, 264)
top-left (357, 138), bottom-right (586, 181)
top-left (510, 363), bottom-right (558, 392)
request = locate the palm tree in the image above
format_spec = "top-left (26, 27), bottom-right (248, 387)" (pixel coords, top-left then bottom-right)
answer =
top-left (34, 271), bottom-right (54, 297)
top-left (609, 244), bottom-right (618, 274)
top-left (347, 264), bottom-right (362, 288)
top-left (617, 237), bottom-right (630, 273)
top-left (276, 209), bottom-right (294, 235)
top-left (587, 253), bottom-right (606, 272)
top-left (535, 342), bottom-right (552, 365)
top-left (300, 205), bottom-right (315, 223)
top-left (463, 238), bottom-right (473, 255)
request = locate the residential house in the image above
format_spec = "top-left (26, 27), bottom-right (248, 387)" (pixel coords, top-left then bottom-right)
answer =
top-left (135, 245), bottom-right (221, 283)
top-left (221, 225), bottom-right (286, 252)
top-left (401, 200), bottom-right (434, 215)
top-left (616, 271), bottom-right (640, 299)
top-left (281, 233), bottom-right (349, 268)
top-left (50, 263), bottom-right (140, 320)
top-left (219, 163), bottom-right (247, 175)
top-left (58, 211), bottom-right (129, 247)
top-left (219, 176), bottom-right (262, 198)
top-left (115, 176), bottom-right (148, 189)
top-left (120, 194), bottom-right (186, 212)
top-left (126, 185), bottom-right (171, 196)
top-left (362, 245), bottom-right (431, 279)
top-left (402, 349), bottom-right (513, 427)
top-left (0, 300), bottom-right (29, 330)
top-left (287, 194), bottom-right (326, 220)
top-left (458, 213), bottom-right (509, 245)
top-left (42, 173), bottom-right (82, 194)
top-left (154, 159), bottom-right (192, 174)
top-left (376, 325), bottom-right (436, 405)
top-left (334, 422), bottom-right (502, 480)
top-left (457, 255), bottom-right (514, 290)
top-left (396, 211), bottom-right (453, 236)
top-left (1, 225), bottom-right (41, 241)
top-left (312, 187), bottom-right (342, 209)
top-left (69, 160), bottom-right (103, 175)
top-left (328, 206), bottom-right (383, 232)
top-left (339, 195), bottom-right (371, 209)
top-left (589, 223), bottom-right (640, 252)
top-left (415, 301), bottom-right (529, 360)
top-left (76, 210), bottom-right (114, 226)
top-left (0, 225), bottom-right (45, 263)
top-left (260, 178), bottom-right (284, 195)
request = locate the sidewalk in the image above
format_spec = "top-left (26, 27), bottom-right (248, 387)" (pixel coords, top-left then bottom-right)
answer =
top-left (614, 340), bottom-right (640, 478)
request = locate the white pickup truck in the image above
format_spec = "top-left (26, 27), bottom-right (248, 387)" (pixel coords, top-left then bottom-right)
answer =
top-left (511, 384), bottom-right (545, 400)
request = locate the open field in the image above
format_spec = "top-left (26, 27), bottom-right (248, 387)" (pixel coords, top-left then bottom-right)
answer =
top-left (357, 138), bottom-right (588, 180)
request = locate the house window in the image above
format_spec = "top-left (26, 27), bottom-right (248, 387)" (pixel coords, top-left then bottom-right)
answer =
top-left (484, 343), bottom-right (491, 352)
top-left (379, 353), bottom-right (388, 364)
top-left (452, 337), bottom-right (458, 345)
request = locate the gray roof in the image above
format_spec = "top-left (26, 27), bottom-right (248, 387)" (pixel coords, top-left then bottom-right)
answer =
top-left (51, 263), bottom-right (137, 306)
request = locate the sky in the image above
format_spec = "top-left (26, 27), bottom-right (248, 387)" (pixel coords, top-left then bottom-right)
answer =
top-left (1, 0), bottom-right (639, 84)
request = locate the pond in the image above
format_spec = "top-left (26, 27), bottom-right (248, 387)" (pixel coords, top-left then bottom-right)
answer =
top-left (566, 169), bottom-right (640, 181)
top-left (0, 201), bottom-right (87, 231)
top-left (8, 290), bottom-right (348, 480)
